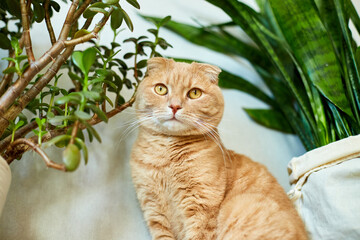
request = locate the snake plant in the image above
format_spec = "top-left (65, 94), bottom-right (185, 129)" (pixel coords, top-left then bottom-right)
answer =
top-left (145, 0), bottom-right (360, 151)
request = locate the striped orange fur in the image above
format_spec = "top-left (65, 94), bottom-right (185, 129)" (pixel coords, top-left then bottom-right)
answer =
top-left (130, 58), bottom-right (307, 240)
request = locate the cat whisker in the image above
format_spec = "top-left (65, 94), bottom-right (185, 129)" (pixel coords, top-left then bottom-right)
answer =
top-left (182, 115), bottom-right (232, 168)
top-left (119, 116), bottom-right (154, 142)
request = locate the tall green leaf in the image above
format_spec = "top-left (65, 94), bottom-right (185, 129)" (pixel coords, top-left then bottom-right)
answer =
top-left (218, 71), bottom-right (277, 108)
top-left (333, 0), bottom-right (360, 121)
top-left (244, 108), bottom-right (294, 133)
top-left (143, 16), bottom-right (268, 71)
top-left (269, 0), bottom-right (353, 118)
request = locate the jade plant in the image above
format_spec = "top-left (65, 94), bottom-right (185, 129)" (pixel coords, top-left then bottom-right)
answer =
top-left (0, 0), bottom-right (171, 171)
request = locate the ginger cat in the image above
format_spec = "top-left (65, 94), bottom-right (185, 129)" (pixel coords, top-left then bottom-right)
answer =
top-left (130, 57), bottom-right (307, 240)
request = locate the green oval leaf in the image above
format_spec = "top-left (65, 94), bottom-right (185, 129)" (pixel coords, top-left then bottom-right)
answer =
top-left (88, 7), bottom-right (108, 16)
top-left (43, 135), bottom-right (71, 148)
top-left (82, 47), bottom-right (97, 75)
top-left (83, 2), bottom-right (108, 18)
top-left (55, 95), bottom-right (81, 105)
top-left (75, 110), bottom-right (92, 120)
top-left (85, 104), bottom-right (108, 123)
top-left (0, 33), bottom-right (11, 49)
top-left (63, 144), bottom-right (81, 172)
top-left (2, 66), bottom-right (17, 74)
top-left (126, 0), bottom-right (140, 9)
top-left (111, 8), bottom-right (123, 31)
top-left (72, 51), bottom-right (85, 74)
top-left (102, 0), bottom-right (119, 4)
top-left (121, 8), bottom-right (134, 31)
top-left (33, 1), bottom-right (45, 23)
top-left (49, 1), bottom-right (60, 12)
top-left (74, 138), bottom-right (88, 165)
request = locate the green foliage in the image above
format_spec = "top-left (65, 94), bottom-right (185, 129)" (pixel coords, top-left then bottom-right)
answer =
top-left (62, 143), bottom-right (81, 172)
top-left (0, 0), bottom-right (172, 171)
top-left (152, 0), bottom-right (360, 150)
top-left (2, 37), bottom-right (29, 76)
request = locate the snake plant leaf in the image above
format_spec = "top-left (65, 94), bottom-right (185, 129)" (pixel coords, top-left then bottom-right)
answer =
top-left (244, 108), bottom-right (294, 134)
top-left (269, 0), bottom-right (353, 118)
top-left (346, 0), bottom-right (360, 34)
top-left (218, 71), bottom-right (277, 108)
top-left (314, 0), bottom-right (342, 57)
top-left (328, 102), bottom-right (351, 139)
top-left (223, 0), bottom-right (316, 129)
top-left (334, 0), bottom-right (360, 121)
top-left (142, 16), bottom-right (268, 70)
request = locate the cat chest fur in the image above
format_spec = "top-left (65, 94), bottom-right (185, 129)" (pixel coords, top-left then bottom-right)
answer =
top-left (130, 131), bottom-right (227, 239)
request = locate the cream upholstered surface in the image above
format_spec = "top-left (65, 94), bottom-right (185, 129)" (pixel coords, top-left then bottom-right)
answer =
top-left (0, 0), bottom-right (308, 239)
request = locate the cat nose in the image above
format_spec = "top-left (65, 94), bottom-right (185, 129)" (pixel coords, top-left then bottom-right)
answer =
top-left (169, 104), bottom-right (182, 115)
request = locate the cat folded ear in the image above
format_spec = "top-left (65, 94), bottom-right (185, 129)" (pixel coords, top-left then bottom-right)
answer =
top-left (193, 63), bottom-right (222, 84)
top-left (146, 57), bottom-right (174, 75)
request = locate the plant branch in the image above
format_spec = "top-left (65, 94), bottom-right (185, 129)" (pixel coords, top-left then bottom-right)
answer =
top-left (73, 0), bottom-right (92, 22)
top-left (0, 46), bottom-right (75, 136)
top-left (5, 138), bottom-right (66, 171)
top-left (20, 0), bottom-right (35, 63)
top-left (44, 0), bottom-right (56, 45)
top-left (58, 0), bottom-right (79, 40)
top-left (0, 39), bottom-right (67, 116)
top-left (64, 9), bottom-right (114, 47)
top-left (3, 94), bottom-right (136, 162)
top-left (69, 120), bottom-right (80, 144)
top-left (82, 17), bottom-right (93, 30)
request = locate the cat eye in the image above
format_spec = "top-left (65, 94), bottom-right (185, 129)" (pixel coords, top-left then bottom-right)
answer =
top-left (154, 84), bottom-right (168, 95)
top-left (188, 88), bottom-right (202, 99)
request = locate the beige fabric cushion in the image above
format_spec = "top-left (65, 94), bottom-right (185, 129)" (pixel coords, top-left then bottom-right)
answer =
top-left (288, 135), bottom-right (360, 240)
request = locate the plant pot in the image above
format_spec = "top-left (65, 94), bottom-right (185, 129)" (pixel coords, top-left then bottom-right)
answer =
top-left (288, 135), bottom-right (360, 240)
top-left (0, 156), bottom-right (11, 217)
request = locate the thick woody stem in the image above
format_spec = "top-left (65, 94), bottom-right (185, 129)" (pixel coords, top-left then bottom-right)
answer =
top-left (73, 0), bottom-right (92, 21)
top-left (5, 138), bottom-right (66, 171)
top-left (0, 40), bottom-right (66, 116)
top-left (20, 0), bottom-right (35, 63)
top-left (82, 17), bottom-right (93, 30)
top-left (69, 120), bottom-right (80, 145)
top-left (44, 0), bottom-right (56, 45)
top-left (0, 0), bottom-right (111, 116)
top-left (58, 0), bottom-right (79, 40)
top-left (64, 9), bottom-right (113, 47)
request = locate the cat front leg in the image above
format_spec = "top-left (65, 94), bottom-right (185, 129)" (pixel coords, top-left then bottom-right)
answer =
top-left (135, 183), bottom-right (176, 240)
top-left (143, 208), bottom-right (176, 240)
top-left (181, 199), bottom-right (218, 240)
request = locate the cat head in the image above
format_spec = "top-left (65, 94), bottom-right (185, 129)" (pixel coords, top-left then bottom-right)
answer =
top-left (135, 57), bottom-right (224, 136)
